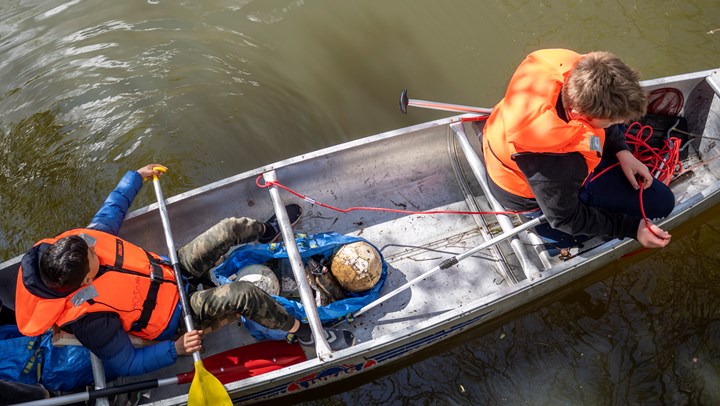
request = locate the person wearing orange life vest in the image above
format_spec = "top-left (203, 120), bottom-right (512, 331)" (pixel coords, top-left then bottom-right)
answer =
top-left (15, 164), bottom-right (355, 379)
top-left (482, 49), bottom-right (675, 249)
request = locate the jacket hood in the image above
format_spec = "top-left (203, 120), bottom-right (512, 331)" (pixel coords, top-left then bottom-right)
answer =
top-left (16, 243), bottom-right (72, 336)
top-left (20, 243), bottom-right (70, 300)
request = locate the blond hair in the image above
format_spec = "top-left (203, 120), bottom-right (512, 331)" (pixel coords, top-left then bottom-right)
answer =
top-left (561, 51), bottom-right (647, 121)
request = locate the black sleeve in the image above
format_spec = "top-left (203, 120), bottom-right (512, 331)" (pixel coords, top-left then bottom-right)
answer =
top-left (65, 313), bottom-right (177, 377)
top-left (602, 125), bottom-right (631, 159)
top-left (514, 152), bottom-right (638, 239)
top-left (63, 313), bottom-right (131, 359)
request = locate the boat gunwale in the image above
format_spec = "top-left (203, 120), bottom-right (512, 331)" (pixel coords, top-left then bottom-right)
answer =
top-left (123, 114), bottom-right (481, 222)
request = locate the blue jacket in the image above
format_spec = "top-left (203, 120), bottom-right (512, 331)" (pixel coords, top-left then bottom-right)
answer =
top-left (67, 171), bottom-right (182, 377)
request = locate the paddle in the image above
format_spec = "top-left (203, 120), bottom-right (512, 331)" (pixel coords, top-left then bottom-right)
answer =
top-left (150, 167), bottom-right (232, 406)
top-left (399, 89), bottom-right (493, 115)
top-left (16, 340), bottom-right (307, 406)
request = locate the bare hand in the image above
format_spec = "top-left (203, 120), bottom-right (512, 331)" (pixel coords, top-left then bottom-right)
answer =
top-left (137, 164), bottom-right (167, 181)
top-left (174, 330), bottom-right (203, 356)
top-left (617, 150), bottom-right (652, 190)
top-left (636, 221), bottom-right (671, 248)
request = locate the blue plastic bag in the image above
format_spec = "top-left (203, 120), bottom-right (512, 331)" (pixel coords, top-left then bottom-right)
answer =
top-left (213, 232), bottom-right (387, 340)
top-left (0, 325), bottom-right (94, 391)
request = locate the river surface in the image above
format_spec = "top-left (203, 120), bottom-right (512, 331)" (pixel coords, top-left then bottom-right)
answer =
top-left (1, 1), bottom-right (719, 405)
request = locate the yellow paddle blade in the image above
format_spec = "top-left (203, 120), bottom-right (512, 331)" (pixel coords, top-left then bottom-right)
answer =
top-left (188, 360), bottom-right (233, 406)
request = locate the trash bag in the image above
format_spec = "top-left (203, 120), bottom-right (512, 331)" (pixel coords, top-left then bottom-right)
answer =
top-left (213, 232), bottom-right (387, 340)
top-left (0, 325), bottom-right (94, 392)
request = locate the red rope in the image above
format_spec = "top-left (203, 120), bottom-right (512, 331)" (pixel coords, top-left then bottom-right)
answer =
top-left (638, 186), bottom-right (660, 239)
top-left (623, 122), bottom-right (682, 185)
top-left (587, 122), bottom-right (682, 240)
top-left (255, 176), bottom-right (538, 217)
top-left (626, 123), bottom-right (682, 239)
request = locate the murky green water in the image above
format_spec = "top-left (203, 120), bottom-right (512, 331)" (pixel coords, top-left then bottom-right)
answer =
top-left (1, 1), bottom-right (719, 404)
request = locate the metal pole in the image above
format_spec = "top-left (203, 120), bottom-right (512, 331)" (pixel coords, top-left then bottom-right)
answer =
top-left (408, 99), bottom-right (493, 114)
top-left (450, 122), bottom-right (542, 276)
top-left (16, 377), bottom-right (179, 406)
top-left (152, 177), bottom-right (201, 364)
top-left (89, 353), bottom-right (110, 406)
top-left (352, 216), bottom-right (544, 319)
top-left (399, 89), bottom-right (492, 115)
top-left (263, 171), bottom-right (333, 360)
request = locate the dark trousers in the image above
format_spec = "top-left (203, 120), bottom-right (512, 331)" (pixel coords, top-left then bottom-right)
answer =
top-left (580, 160), bottom-right (675, 220)
top-left (535, 154), bottom-right (675, 249)
top-left (0, 380), bottom-right (47, 404)
top-left (176, 218), bottom-right (296, 333)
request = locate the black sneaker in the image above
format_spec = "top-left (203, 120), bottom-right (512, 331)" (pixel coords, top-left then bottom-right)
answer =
top-left (259, 204), bottom-right (302, 244)
top-left (293, 327), bottom-right (356, 351)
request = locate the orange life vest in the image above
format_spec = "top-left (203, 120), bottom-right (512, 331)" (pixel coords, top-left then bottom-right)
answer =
top-left (482, 49), bottom-right (606, 198)
top-left (15, 228), bottom-right (179, 339)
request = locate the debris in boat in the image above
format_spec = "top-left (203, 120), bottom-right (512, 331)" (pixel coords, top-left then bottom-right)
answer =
top-left (277, 259), bottom-right (301, 299)
top-left (307, 256), bottom-right (346, 302)
top-left (302, 257), bottom-right (345, 304)
top-left (232, 264), bottom-right (280, 295)
top-left (559, 248), bottom-right (571, 260)
top-left (303, 261), bottom-right (323, 292)
top-left (281, 275), bottom-right (299, 298)
top-left (390, 199), bottom-right (407, 209)
top-left (331, 241), bottom-right (383, 291)
top-left (315, 288), bottom-right (330, 307)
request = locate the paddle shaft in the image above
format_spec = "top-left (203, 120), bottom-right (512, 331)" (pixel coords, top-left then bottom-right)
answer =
top-left (399, 89), bottom-right (492, 115)
top-left (16, 377), bottom-right (180, 406)
top-left (352, 215), bottom-right (545, 319)
top-left (16, 340), bottom-right (307, 406)
top-left (151, 177), bottom-right (200, 364)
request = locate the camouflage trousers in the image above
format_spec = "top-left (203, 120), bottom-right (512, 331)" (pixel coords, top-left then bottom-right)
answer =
top-left (188, 281), bottom-right (296, 333)
top-left (176, 217), bottom-right (296, 333)
top-left (178, 216), bottom-right (263, 278)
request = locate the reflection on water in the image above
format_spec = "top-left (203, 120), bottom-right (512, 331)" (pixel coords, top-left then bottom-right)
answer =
top-left (0, 0), bottom-right (719, 404)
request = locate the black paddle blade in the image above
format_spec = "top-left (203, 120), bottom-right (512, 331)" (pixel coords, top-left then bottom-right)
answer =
top-left (399, 89), bottom-right (409, 114)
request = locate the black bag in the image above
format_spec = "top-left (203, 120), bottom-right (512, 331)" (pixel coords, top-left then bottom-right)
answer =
top-left (625, 113), bottom-right (690, 160)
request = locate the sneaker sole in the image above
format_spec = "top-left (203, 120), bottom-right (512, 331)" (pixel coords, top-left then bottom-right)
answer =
top-left (267, 205), bottom-right (302, 243)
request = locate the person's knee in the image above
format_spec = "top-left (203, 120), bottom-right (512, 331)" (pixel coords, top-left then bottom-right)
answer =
top-left (229, 281), bottom-right (268, 302)
top-left (224, 217), bottom-right (263, 242)
top-left (645, 182), bottom-right (675, 219)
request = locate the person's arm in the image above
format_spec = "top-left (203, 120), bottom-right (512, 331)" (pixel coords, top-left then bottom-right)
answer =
top-left (0, 380), bottom-right (48, 403)
top-left (605, 125), bottom-right (655, 190)
top-left (87, 164), bottom-right (167, 235)
top-left (69, 314), bottom-right (177, 377)
top-left (514, 152), bottom-right (639, 239)
top-left (602, 124), bottom-right (631, 158)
